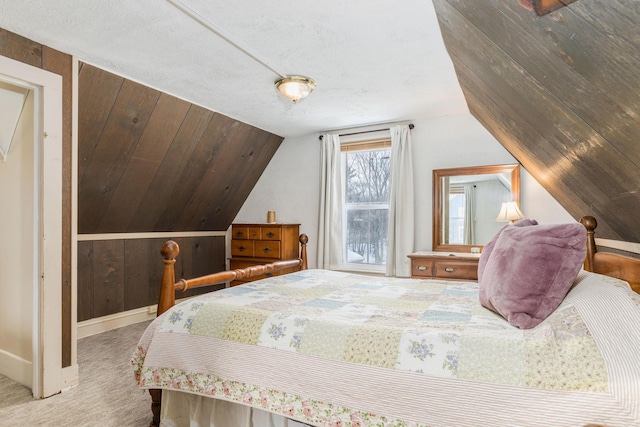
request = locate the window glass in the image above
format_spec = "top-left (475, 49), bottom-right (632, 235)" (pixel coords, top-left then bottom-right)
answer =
top-left (448, 191), bottom-right (466, 244)
top-left (343, 147), bottom-right (390, 268)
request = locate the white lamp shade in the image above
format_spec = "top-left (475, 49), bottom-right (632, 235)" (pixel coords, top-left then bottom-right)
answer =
top-left (496, 201), bottom-right (525, 223)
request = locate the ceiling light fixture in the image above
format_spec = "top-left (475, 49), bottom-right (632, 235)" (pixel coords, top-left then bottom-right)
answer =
top-left (167, 0), bottom-right (316, 103)
top-left (275, 76), bottom-right (316, 103)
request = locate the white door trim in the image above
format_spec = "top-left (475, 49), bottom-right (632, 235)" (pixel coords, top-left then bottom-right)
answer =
top-left (0, 54), bottom-right (64, 398)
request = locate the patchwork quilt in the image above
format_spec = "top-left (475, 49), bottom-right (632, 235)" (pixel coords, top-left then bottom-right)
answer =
top-left (133, 269), bottom-right (640, 427)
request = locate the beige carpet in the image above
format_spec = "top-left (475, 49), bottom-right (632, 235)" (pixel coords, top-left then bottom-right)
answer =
top-left (0, 320), bottom-right (153, 427)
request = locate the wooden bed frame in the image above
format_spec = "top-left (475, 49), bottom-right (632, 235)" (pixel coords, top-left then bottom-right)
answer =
top-left (149, 233), bottom-right (309, 426)
top-left (145, 217), bottom-right (639, 427)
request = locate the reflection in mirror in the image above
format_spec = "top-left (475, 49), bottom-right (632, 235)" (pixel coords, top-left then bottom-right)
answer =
top-left (433, 164), bottom-right (520, 253)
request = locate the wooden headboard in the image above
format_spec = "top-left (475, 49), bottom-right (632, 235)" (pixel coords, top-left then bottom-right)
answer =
top-left (581, 216), bottom-right (640, 294)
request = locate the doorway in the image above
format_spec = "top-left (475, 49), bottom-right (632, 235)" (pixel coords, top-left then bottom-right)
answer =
top-left (0, 54), bottom-right (63, 398)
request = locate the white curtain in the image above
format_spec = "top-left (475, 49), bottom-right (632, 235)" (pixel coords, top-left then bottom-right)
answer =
top-left (317, 134), bottom-right (344, 270)
top-left (463, 184), bottom-right (475, 245)
top-left (386, 125), bottom-right (414, 277)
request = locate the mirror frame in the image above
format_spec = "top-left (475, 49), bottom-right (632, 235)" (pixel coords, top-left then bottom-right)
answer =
top-left (432, 164), bottom-right (521, 253)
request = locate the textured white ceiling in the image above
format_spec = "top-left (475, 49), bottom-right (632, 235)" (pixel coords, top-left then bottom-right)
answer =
top-left (0, 0), bottom-right (468, 137)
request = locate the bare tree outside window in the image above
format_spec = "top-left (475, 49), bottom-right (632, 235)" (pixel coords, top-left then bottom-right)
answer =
top-left (344, 148), bottom-right (390, 265)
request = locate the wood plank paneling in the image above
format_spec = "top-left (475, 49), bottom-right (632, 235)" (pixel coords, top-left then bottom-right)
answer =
top-left (77, 64), bottom-right (123, 174)
top-left (436, 2), bottom-right (639, 236)
top-left (433, 0), bottom-right (640, 243)
top-left (42, 46), bottom-right (74, 366)
top-left (77, 242), bottom-right (95, 322)
top-left (92, 240), bottom-right (125, 318)
top-left (78, 64), bottom-right (284, 235)
top-left (78, 79), bottom-right (161, 232)
top-left (124, 240), bottom-right (151, 311)
top-left (154, 114), bottom-right (241, 231)
top-left (125, 105), bottom-right (215, 232)
top-left (0, 28), bottom-right (42, 67)
top-left (78, 236), bottom-right (226, 318)
top-left (97, 93), bottom-right (190, 232)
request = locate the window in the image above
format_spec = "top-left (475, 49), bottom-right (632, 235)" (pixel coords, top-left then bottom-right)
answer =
top-left (342, 139), bottom-right (391, 270)
top-left (448, 187), bottom-right (466, 244)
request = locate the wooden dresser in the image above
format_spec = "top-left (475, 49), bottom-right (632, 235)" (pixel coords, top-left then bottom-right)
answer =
top-left (407, 251), bottom-right (480, 281)
top-left (229, 223), bottom-right (301, 286)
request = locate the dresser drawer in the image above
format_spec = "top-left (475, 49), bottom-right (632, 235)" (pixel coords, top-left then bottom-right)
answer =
top-left (232, 226), bottom-right (250, 240)
top-left (255, 240), bottom-right (281, 259)
top-left (231, 240), bottom-right (254, 257)
top-left (433, 260), bottom-right (478, 280)
top-left (261, 227), bottom-right (282, 240)
top-left (248, 227), bottom-right (261, 239)
top-left (411, 260), bottom-right (434, 278)
top-left (408, 252), bottom-right (480, 281)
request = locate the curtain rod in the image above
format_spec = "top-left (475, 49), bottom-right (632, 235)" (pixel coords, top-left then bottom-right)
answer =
top-left (318, 123), bottom-right (414, 140)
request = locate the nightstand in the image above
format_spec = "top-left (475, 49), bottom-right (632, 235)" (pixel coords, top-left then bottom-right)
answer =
top-left (407, 251), bottom-right (480, 281)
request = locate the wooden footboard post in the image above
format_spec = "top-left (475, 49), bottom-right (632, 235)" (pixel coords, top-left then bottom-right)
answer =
top-left (149, 240), bottom-right (180, 427)
top-left (300, 233), bottom-right (309, 270)
top-left (580, 216), bottom-right (597, 272)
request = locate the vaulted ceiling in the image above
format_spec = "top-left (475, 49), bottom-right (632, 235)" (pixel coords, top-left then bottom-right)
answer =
top-left (432, 0), bottom-right (640, 243)
top-left (0, 0), bottom-right (638, 244)
top-left (0, 0), bottom-right (468, 137)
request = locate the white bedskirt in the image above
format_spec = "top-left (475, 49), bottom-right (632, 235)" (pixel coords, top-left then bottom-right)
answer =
top-left (160, 390), bottom-right (311, 427)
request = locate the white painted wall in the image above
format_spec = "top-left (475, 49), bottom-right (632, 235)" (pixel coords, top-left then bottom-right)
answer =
top-left (0, 88), bottom-right (34, 387)
top-left (235, 113), bottom-right (572, 268)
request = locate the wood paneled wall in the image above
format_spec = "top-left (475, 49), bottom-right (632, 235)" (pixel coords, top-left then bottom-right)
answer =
top-left (77, 63), bottom-right (285, 321)
top-left (77, 236), bottom-right (225, 321)
top-left (1, 28), bottom-right (286, 368)
top-left (0, 29), bottom-right (74, 367)
top-left (433, 0), bottom-right (640, 243)
top-left (78, 63), bottom-right (284, 234)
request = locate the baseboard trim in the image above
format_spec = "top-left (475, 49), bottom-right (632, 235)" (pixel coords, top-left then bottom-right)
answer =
top-left (61, 364), bottom-right (79, 392)
top-left (0, 348), bottom-right (32, 390)
top-left (77, 306), bottom-right (156, 339)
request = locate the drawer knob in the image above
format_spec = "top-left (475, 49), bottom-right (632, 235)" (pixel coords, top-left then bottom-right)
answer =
top-left (237, 246), bottom-right (246, 252)
top-left (417, 265), bottom-right (428, 271)
top-left (262, 247), bottom-right (271, 253)
top-left (235, 231), bottom-right (244, 237)
top-left (444, 267), bottom-right (456, 273)
top-left (267, 232), bottom-right (275, 238)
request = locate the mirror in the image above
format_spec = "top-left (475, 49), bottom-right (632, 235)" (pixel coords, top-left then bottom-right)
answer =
top-left (433, 164), bottom-right (520, 253)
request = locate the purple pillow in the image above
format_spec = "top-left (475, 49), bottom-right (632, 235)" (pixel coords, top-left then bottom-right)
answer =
top-left (477, 218), bottom-right (538, 283)
top-left (478, 222), bottom-right (586, 329)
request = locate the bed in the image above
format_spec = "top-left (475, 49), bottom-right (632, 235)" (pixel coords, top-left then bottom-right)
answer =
top-left (132, 216), bottom-right (640, 427)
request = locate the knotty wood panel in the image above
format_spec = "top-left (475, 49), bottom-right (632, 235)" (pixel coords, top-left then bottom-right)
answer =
top-left (78, 64), bottom-right (284, 234)
top-left (126, 105), bottom-right (215, 231)
top-left (0, 28), bottom-right (41, 67)
top-left (92, 240), bottom-right (125, 318)
top-left (77, 64), bottom-right (123, 170)
top-left (96, 93), bottom-right (190, 232)
top-left (1, 29), bottom-right (74, 367)
top-left (433, 0), bottom-right (640, 243)
top-left (123, 240), bottom-right (151, 311)
top-left (78, 236), bottom-right (226, 320)
top-left (77, 242), bottom-right (95, 322)
top-left (79, 76), bottom-right (161, 232)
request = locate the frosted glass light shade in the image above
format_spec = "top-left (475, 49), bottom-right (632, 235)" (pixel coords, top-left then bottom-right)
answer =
top-left (275, 76), bottom-right (316, 103)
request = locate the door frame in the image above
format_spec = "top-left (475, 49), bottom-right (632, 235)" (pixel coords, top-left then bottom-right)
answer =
top-left (0, 54), bottom-right (63, 398)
